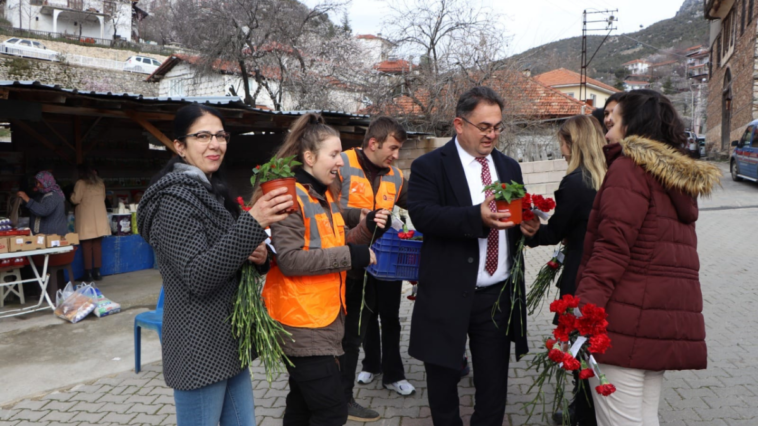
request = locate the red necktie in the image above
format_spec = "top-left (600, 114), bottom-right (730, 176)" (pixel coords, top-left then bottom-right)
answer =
top-left (475, 157), bottom-right (498, 275)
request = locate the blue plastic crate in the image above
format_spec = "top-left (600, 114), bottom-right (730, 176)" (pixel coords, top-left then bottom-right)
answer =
top-left (367, 228), bottom-right (423, 281)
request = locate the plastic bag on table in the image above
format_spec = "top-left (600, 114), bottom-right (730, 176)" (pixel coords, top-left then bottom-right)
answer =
top-left (54, 286), bottom-right (96, 323)
top-left (77, 283), bottom-right (121, 318)
top-left (55, 282), bottom-right (75, 307)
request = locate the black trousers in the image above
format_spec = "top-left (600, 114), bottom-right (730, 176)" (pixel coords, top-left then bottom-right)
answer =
top-left (339, 276), bottom-right (373, 402)
top-left (340, 274), bottom-right (406, 400)
top-left (425, 284), bottom-right (511, 426)
top-left (283, 356), bottom-right (347, 426)
top-left (361, 277), bottom-right (405, 385)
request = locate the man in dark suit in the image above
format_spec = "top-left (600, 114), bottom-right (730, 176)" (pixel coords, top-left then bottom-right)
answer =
top-left (407, 87), bottom-right (538, 426)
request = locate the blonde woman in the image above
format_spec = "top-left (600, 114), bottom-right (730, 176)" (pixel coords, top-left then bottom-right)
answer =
top-left (523, 114), bottom-right (607, 426)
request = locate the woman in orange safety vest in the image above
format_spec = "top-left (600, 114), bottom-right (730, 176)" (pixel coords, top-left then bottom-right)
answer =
top-left (263, 113), bottom-right (388, 426)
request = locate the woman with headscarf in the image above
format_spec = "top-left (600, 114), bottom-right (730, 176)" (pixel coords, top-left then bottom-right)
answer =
top-left (17, 171), bottom-right (68, 236)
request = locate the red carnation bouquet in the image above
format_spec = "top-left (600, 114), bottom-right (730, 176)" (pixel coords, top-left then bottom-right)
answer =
top-left (526, 245), bottom-right (566, 315)
top-left (525, 295), bottom-right (616, 425)
top-left (489, 190), bottom-right (556, 333)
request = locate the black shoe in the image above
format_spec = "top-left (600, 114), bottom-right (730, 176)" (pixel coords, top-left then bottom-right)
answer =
top-left (92, 268), bottom-right (102, 281)
top-left (347, 398), bottom-right (380, 422)
top-left (552, 407), bottom-right (576, 425)
top-left (81, 270), bottom-right (93, 282)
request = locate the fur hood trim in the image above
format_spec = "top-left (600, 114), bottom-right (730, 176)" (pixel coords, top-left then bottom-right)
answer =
top-left (620, 136), bottom-right (722, 197)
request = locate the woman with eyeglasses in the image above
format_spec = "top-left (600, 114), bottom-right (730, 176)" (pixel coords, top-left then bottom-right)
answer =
top-left (138, 104), bottom-right (294, 426)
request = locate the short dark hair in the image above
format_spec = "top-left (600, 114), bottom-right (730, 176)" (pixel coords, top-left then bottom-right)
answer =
top-left (362, 116), bottom-right (407, 148)
top-left (603, 92), bottom-right (625, 110)
top-left (591, 107), bottom-right (606, 132)
top-left (455, 86), bottom-right (504, 119)
top-left (616, 89), bottom-right (686, 149)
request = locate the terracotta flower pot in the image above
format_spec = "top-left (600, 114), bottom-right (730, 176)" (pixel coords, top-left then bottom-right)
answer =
top-left (495, 198), bottom-right (522, 224)
top-left (260, 177), bottom-right (298, 213)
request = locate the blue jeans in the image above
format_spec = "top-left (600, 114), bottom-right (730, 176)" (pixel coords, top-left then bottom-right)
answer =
top-left (174, 368), bottom-right (256, 426)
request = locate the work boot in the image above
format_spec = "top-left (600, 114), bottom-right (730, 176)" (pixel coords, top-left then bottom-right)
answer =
top-left (347, 398), bottom-right (380, 422)
top-left (92, 268), bottom-right (102, 281)
top-left (81, 269), bottom-right (93, 282)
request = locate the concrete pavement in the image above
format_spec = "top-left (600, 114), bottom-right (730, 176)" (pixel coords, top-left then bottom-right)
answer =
top-left (1, 161), bottom-right (756, 425)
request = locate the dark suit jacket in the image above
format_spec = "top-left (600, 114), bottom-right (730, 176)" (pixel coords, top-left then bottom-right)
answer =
top-left (407, 138), bottom-right (529, 370)
top-left (526, 167), bottom-right (597, 299)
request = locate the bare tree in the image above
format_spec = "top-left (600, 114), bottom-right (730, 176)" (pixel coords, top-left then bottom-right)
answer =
top-left (168, 0), bottom-right (357, 110)
top-left (139, 0), bottom-right (174, 46)
top-left (365, 0), bottom-right (521, 134)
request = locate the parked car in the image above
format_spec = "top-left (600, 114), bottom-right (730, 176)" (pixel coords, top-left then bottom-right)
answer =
top-left (0, 38), bottom-right (58, 61)
top-left (684, 131), bottom-right (701, 159)
top-left (123, 56), bottom-right (161, 74)
top-left (730, 120), bottom-right (758, 182)
top-left (697, 136), bottom-right (706, 157)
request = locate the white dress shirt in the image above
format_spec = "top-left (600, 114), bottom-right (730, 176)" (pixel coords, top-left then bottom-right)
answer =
top-left (455, 138), bottom-right (510, 287)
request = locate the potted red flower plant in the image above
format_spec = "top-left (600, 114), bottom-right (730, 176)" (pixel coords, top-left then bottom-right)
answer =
top-left (482, 180), bottom-right (526, 224)
top-left (249, 156), bottom-right (301, 213)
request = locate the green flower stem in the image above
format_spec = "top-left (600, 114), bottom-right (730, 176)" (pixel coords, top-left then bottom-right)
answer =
top-left (526, 243), bottom-right (564, 315)
top-left (358, 225), bottom-right (379, 333)
top-left (492, 235), bottom-right (526, 336)
top-left (230, 264), bottom-right (293, 383)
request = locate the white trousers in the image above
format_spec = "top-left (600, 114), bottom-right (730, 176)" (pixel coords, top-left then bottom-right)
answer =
top-left (588, 363), bottom-right (664, 426)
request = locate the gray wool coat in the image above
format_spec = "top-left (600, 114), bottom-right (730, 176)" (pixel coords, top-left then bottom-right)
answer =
top-left (137, 164), bottom-right (266, 390)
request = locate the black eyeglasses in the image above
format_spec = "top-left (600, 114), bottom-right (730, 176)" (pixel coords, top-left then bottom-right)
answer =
top-left (181, 131), bottom-right (231, 144)
top-left (459, 116), bottom-right (505, 135)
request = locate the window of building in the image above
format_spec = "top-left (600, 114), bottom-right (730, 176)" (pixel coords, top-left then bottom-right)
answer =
top-left (590, 94), bottom-right (597, 105)
top-left (567, 92), bottom-right (575, 98)
top-left (750, 0), bottom-right (755, 24)
top-left (169, 79), bottom-right (185, 97)
top-left (718, 14), bottom-right (737, 68)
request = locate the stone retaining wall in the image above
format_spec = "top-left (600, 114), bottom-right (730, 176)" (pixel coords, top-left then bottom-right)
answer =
top-left (0, 56), bottom-right (158, 95)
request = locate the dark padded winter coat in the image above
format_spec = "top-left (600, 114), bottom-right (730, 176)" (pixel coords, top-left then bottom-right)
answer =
top-left (576, 136), bottom-right (720, 371)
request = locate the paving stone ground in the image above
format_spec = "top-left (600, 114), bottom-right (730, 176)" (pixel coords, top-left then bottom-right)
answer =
top-left (1, 175), bottom-right (756, 426)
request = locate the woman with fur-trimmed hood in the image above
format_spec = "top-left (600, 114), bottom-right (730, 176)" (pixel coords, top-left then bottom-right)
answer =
top-left (575, 90), bottom-right (721, 426)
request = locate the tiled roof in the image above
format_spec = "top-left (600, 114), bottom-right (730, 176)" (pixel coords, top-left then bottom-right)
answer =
top-left (622, 59), bottom-right (650, 66)
top-left (649, 60), bottom-right (678, 67)
top-left (374, 59), bottom-right (415, 74)
top-left (363, 70), bottom-right (590, 119)
top-left (533, 68), bottom-right (620, 94)
top-left (685, 45), bottom-right (704, 52)
top-left (146, 54), bottom-right (281, 82)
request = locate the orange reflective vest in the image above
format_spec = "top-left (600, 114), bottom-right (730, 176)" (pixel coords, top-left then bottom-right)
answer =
top-left (263, 183), bottom-right (347, 329)
top-left (338, 149), bottom-right (404, 211)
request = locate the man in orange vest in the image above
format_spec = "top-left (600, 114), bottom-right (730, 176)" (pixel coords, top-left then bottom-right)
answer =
top-left (334, 116), bottom-right (412, 422)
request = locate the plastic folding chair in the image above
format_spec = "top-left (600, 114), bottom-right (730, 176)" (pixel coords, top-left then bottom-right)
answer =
top-left (134, 287), bottom-right (164, 373)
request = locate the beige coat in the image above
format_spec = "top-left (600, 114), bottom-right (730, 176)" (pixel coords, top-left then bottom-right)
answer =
top-left (71, 180), bottom-right (111, 240)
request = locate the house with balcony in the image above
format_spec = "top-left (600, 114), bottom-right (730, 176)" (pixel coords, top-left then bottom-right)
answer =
top-left (622, 59), bottom-right (651, 75)
top-left (704, 0), bottom-right (757, 152)
top-left (4, 0), bottom-right (134, 42)
top-left (685, 45), bottom-right (710, 79)
top-left (623, 80), bottom-right (651, 91)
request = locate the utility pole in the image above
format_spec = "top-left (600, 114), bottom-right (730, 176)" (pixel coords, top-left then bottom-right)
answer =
top-left (580, 9), bottom-right (618, 103)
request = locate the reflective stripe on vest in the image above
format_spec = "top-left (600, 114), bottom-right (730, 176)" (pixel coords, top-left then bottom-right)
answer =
top-left (338, 149), bottom-right (404, 211)
top-left (263, 183), bottom-right (347, 329)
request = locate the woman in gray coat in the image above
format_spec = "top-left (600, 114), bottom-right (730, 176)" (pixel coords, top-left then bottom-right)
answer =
top-left (138, 104), bottom-right (293, 426)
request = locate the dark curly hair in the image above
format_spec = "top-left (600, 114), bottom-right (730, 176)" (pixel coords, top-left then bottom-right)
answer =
top-left (616, 89), bottom-right (686, 150)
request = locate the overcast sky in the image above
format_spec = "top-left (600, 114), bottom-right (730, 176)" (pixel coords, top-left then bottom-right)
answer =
top-left (326, 0), bottom-right (685, 55)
